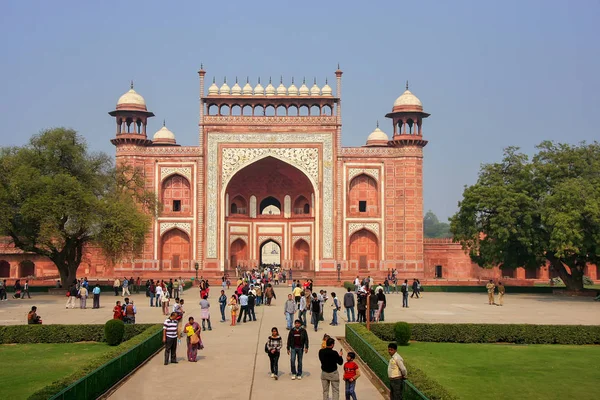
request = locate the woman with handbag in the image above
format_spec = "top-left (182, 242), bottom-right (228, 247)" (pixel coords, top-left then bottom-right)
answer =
top-left (184, 316), bottom-right (202, 362)
top-left (265, 327), bottom-right (282, 379)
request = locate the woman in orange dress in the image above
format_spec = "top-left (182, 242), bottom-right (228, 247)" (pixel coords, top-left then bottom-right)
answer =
top-left (228, 295), bottom-right (238, 326)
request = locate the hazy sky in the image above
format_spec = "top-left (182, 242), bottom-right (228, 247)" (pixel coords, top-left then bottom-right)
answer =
top-left (1, 1), bottom-right (598, 220)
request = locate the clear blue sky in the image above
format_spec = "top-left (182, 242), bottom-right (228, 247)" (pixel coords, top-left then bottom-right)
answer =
top-left (1, 0), bottom-right (598, 220)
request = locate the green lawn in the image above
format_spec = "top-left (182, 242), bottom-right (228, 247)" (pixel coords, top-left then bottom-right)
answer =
top-left (0, 342), bottom-right (112, 399)
top-left (398, 342), bottom-right (600, 400)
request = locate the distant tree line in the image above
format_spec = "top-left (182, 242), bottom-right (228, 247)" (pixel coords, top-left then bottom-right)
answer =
top-left (423, 211), bottom-right (452, 238)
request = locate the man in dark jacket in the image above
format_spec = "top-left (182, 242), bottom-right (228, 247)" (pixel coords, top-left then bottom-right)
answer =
top-left (286, 319), bottom-right (309, 380)
top-left (369, 289), bottom-right (378, 322)
top-left (319, 337), bottom-right (344, 400)
top-left (356, 291), bottom-right (367, 323)
top-left (343, 287), bottom-right (355, 322)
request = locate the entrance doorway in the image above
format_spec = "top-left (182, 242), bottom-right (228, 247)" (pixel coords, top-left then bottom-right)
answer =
top-left (293, 239), bottom-right (310, 270)
top-left (260, 240), bottom-right (281, 267)
top-left (435, 265), bottom-right (443, 278)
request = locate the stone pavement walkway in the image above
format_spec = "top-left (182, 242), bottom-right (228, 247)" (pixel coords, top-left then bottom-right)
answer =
top-left (107, 286), bottom-right (382, 400)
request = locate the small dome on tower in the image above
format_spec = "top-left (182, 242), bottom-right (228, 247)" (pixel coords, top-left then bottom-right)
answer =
top-left (219, 79), bottom-right (230, 95)
top-left (254, 78), bottom-right (264, 95)
top-left (116, 82), bottom-right (147, 111)
top-left (288, 78), bottom-right (299, 96)
top-left (365, 123), bottom-right (389, 147)
top-left (276, 77), bottom-right (287, 95)
top-left (231, 78), bottom-right (242, 95)
top-left (153, 121), bottom-right (176, 145)
top-left (321, 79), bottom-right (332, 96)
top-left (310, 79), bottom-right (320, 96)
top-left (299, 78), bottom-right (309, 96)
top-left (208, 78), bottom-right (219, 96)
top-left (242, 78), bottom-right (253, 95)
top-left (392, 82), bottom-right (423, 112)
top-left (265, 77), bottom-right (276, 96)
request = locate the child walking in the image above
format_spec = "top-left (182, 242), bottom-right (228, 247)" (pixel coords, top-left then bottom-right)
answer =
top-left (343, 351), bottom-right (361, 400)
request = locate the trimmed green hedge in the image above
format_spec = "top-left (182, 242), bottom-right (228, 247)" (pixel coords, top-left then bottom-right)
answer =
top-left (0, 324), bottom-right (154, 344)
top-left (370, 323), bottom-right (600, 345)
top-left (29, 324), bottom-right (162, 400)
top-left (346, 324), bottom-right (456, 400)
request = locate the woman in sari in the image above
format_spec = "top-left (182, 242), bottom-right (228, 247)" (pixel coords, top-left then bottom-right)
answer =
top-left (229, 295), bottom-right (238, 326)
top-left (184, 316), bottom-right (201, 362)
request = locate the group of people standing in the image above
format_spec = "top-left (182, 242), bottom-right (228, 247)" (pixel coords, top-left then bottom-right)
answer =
top-left (264, 320), bottom-right (366, 400)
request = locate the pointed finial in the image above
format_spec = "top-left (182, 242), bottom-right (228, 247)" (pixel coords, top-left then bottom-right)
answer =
top-left (313, 77), bottom-right (317, 84)
top-left (337, 62), bottom-right (340, 69)
top-left (325, 78), bottom-right (328, 84)
top-left (200, 62), bottom-right (203, 69)
top-left (406, 80), bottom-right (409, 90)
top-left (163, 119), bottom-right (166, 127)
top-left (130, 80), bottom-right (134, 89)
top-left (224, 77), bottom-right (227, 83)
top-left (280, 75), bottom-right (283, 84)
top-left (246, 76), bottom-right (249, 83)
top-left (235, 76), bottom-right (238, 83)
top-left (292, 77), bottom-right (295, 84)
top-left (376, 120), bottom-right (379, 128)
top-left (212, 77), bottom-right (215, 83)
top-left (269, 76), bottom-right (272, 84)
top-left (258, 77), bottom-right (261, 84)
top-left (303, 77), bottom-right (306, 84)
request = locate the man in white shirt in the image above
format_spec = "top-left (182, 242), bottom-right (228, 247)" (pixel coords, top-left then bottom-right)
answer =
top-left (155, 284), bottom-right (164, 307)
top-left (354, 276), bottom-right (360, 292)
top-left (387, 343), bottom-right (407, 399)
top-left (237, 293), bottom-right (249, 323)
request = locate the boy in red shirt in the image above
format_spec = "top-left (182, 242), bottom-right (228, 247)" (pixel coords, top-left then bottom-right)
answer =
top-left (343, 351), bottom-right (361, 400)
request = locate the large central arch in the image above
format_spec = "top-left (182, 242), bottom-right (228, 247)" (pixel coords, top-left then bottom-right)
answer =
top-left (223, 156), bottom-right (317, 269)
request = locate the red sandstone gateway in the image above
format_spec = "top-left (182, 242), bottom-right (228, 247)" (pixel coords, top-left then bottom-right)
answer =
top-left (3, 67), bottom-right (595, 285)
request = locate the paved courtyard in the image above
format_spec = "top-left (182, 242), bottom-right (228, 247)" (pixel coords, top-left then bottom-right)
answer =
top-left (1, 285), bottom-right (598, 399)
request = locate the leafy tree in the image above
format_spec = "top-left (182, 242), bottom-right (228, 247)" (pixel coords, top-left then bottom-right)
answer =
top-left (424, 210), bottom-right (452, 238)
top-left (450, 142), bottom-right (600, 291)
top-left (0, 128), bottom-right (157, 285)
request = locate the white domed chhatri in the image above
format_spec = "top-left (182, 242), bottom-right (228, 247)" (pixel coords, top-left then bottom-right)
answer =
top-left (299, 78), bottom-right (309, 96)
top-left (116, 82), bottom-right (147, 111)
top-left (265, 77), bottom-right (276, 96)
top-left (321, 79), bottom-right (332, 96)
top-left (276, 77), bottom-right (287, 95)
top-left (392, 82), bottom-right (423, 111)
top-left (231, 78), bottom-right (242, 95)
top-left (254, 78), bottom-right (264, 95)
top-left (219, 78), bottom-right (230, 95)
top-left (243, 77), bottom-right (253, 95)
top-left (208, 78), bottom-right (219, 95)
top-left (153, 121), bottom-right (176, 144)
top-left (310, 78), bottom-right (320, 96)
top-left (288, 78), bottom-right (299, 96)
top-left (365, 122), bottom-right (389, 147)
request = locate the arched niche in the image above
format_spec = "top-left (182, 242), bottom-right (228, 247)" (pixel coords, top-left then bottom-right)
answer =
top-left (160, 228), bottom-right (191, 270)
top-left (293, 239), bottom-right (310, 270)
top-left (348, 229), bottom-right (379, 270)
top-left (293, 195), bottom-right (310, 215)
top-left (19, 260), bottom-right (35, 278)
top-left (348, 174), bottom-right (378, 216)
top-left (162, 174), bottom-right (191, 214)
top-left (0, 260), bottom-right (10, 277)
top-left (230, 238), bottom-right (247, 270)
top-left (260, 196), bottom-right (281, 215)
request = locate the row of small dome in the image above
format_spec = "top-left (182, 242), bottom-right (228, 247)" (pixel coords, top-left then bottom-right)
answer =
top-left (208, 78), bottom-right (333, 96)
